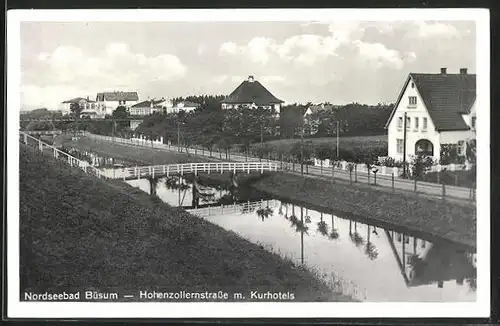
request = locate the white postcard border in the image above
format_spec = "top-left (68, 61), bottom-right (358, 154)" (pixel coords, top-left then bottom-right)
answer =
top-left (7, 8), bottom-right (490, 319)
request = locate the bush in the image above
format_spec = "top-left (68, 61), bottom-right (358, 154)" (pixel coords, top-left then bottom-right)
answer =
top-left (410, 154), bottom-right (435, 180)
top-left (379, 157), bottom-right (404, 168)
top-left (440, 144), bottom-right (466, 165)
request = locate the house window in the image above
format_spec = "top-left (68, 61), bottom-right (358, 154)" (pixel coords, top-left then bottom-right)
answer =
top-left (415, 117), bottom-right (419, 129)
top-left (409, 96), bottom-right (417, 106)
top-left (397, 139), bottom-right (404, 154)
top-left (406, 116), bottom-right (411, 129)
top-left (423, 117), bottom-right (428, 130)
top-left (457, 140), bottom-right (465, 155)
top-left (397, 117), bottom-right (403, 129)
top-left (471, 116), bottom-right (476, 129)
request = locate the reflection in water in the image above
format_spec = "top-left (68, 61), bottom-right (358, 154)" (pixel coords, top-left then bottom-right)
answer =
top-left (119, 169), bottom-right (477, 302)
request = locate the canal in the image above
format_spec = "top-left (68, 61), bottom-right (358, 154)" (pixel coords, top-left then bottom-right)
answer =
top-left (62, 146), bottom-right (477, 302)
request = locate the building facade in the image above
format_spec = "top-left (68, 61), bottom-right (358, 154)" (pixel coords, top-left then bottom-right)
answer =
top-left (60, 97), bottom-right (102, 118)
top-left (166, 100), bottom-right (200, 114)
top-left (129, 98), bottom-right (168, 116)
top-left (385, 68), bottom-right (476, 163)
top-left (95, 91), bottom-right (139, 116)
top-left (220, 75), bottom-right (284, 114)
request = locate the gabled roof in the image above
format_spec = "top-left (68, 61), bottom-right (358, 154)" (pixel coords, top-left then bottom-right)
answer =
top-left (62, 97), bottom-right (95, 104)
top-left (385, 72), bottom-right (476, 131)
top-left (131, 99), bottom-right (165, 108)
top-left (96, 91), bottom-right (139, 102)
top-left (221, 77), bottom-right (284, 106)
top-left (305, 104), bottom-right (339, 115)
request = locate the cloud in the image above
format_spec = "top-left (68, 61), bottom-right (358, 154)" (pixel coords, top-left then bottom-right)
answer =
top-left (219, 22), bottom-right (406, 69)
top-left (353, 40), bottom-right (407, 69)
top-left (25, 43), bottom-right (187, 108)
top-left (410, 21), bottom-right (461, 38)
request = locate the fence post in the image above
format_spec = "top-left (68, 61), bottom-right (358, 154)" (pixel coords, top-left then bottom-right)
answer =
top-left (392, 173), bottom-right (395, 192)
top-left (442, 183), bottom-right (446, 200)
top-left (414, 178), bottom-right (417, 193)
top-left (454, 175), bottom-right (458, 187)
top-left (24, 133), bottom-right (27, 144)
top-left (354, 164), bottom-right (358, 183)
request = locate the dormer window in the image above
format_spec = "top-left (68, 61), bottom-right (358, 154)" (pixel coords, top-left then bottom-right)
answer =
top-left (411, 82), bottom-right (415, 88)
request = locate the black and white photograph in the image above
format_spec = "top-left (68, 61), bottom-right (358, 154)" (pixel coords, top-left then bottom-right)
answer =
top-left (7, 9), bottom-right (490, 319)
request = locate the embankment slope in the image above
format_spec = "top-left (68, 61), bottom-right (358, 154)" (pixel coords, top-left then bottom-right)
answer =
top-left (19, 146), bottom-right (353, 302)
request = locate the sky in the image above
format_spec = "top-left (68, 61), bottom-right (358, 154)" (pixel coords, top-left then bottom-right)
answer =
top-left (19, 20), bottom-right (476, 110)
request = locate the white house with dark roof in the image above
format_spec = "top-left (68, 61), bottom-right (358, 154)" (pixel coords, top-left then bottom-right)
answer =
top-left (220, 75), bottom-right (284, 114)
top-left (167, 100), bottom-right (201, 114)
top-left (129, 98), bottom-right (169, 116)
top-left (95, 91), bottom-right (139, 116)
top-left (60, 96), bottom-right (102, 117)
top-left (385, 67), bottom-right (476, 162)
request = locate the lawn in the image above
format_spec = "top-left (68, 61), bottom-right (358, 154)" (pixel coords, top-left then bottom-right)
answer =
top-left (60, 136), bottom-right (216, 166)
top-left (258, 135), bottom-right (388, 150)
top-left (252, 172), bottom-right (476, 249)
top-left (19, 145), bottom-right (354, 302)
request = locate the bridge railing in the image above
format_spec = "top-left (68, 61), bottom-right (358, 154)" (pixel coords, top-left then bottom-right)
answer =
top-left (188, 199), bottom-right (280, 217)
top-left (19, 131), bottom-right (105, 179)
top-left (104, 161), bottom-right (279, 179)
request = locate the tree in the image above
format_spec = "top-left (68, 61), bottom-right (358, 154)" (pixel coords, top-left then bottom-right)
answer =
top-left (410, 154), bottom-right (435, 180)
top-left (70, 102), bottom-right (84, 119)
top-left (112, 106), bottom-right (130, 131)
top-left (315, 143), bottom-right (332, 175)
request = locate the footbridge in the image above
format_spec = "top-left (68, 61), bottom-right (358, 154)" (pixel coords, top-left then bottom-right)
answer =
top-left (102, 162), bottom-right (279, 180)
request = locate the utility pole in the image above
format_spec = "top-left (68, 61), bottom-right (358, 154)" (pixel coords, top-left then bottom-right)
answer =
top-left (260, 124), bottom-right (263, 162)
top-left (300, 126), bottom-right (304, 176)
top-left (112, 117), bottom-right (115, 143)
top-left (403, 112), bottom-right (407, 178)
top-left (336, 120), bottom-right (340, 158)
top-left (177, 122), bottom-right (181, 152)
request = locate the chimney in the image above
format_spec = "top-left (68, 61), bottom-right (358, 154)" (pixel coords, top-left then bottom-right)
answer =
top-left (460, 68), bottom-right (468, 75)
top-left (440, 67), bottom-right (447, 75)
top-left (248, 75), bottom-right (255, 82)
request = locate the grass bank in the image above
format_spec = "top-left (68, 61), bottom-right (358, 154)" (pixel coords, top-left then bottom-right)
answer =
top-left (251, 172), bottom-right (476, 249)
top-left (19, 145), bottom-right (354, 302)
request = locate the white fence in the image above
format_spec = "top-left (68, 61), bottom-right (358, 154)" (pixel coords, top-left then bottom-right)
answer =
top-left (24, 130), bottom-right (63, 135)
top-left (19, 131), bottom-right (105, 179)
top-left (313, 158), bottom-right (474, 177)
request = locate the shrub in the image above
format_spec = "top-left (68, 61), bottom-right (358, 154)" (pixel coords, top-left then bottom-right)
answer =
top-left (440, 144), bottom-right (466, 165)
top-left (410, 154), bottom-right (435, 180)
top-left (379, 157), bottom-right (404, 168)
